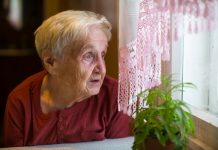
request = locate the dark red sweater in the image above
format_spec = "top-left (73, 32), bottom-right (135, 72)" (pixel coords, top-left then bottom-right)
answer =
top-left (3, 71), bottom-right (131, 147)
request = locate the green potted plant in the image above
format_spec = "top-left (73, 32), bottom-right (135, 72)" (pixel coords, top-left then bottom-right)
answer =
top-left (132, 76), bottom-right (195, 150)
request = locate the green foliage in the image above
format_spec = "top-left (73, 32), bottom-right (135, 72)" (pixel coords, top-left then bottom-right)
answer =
top-left (132, 76), bottom-right (196, 150)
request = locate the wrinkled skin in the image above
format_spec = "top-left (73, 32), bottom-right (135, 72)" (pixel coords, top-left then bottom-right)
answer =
top-left (41, 26), bottom-right (108, 113)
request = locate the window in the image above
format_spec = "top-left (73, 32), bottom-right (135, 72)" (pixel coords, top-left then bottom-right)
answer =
top-left (172, 15), bottom-right (218, 127)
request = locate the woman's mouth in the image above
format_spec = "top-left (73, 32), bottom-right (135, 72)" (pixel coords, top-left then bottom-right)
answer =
top-left (88, 79), bottom-right (101, 86)
top-left (90, 79), bottom-right (100, 83)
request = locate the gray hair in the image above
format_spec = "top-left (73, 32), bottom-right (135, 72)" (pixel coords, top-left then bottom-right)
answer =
top-left (34, 10), bottom-right (112, 59)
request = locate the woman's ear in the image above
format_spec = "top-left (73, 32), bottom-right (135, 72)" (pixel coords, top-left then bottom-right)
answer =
top-left (41, 51), bottom-right (57, 75)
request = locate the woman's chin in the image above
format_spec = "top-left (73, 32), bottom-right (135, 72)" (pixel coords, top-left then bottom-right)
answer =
top-left (87, 81), bottom-right (102, 95)
top-left (87, 86), bottom-right (101, 96)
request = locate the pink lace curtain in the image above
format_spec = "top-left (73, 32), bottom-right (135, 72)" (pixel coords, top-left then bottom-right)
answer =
top-left (118, 0), bottom-right (218, 116)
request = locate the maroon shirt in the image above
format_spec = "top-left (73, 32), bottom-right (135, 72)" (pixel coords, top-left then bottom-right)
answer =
top-left (3, 71), bottom-right (131, 147)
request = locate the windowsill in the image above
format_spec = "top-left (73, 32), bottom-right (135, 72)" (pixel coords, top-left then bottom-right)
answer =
top-left (189, 104), bottom-right (218, 127)
top-left (188, 105), bottom-right (218, 149)
top-left (188, 136), bottom-right (214, 150)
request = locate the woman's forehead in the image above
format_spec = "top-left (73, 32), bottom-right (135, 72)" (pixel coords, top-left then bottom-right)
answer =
top-left (87, 26), bottom-right (108, 41)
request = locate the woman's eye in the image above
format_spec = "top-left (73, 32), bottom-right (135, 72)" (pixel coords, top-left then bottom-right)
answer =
top-left (83, 52), bottom-right (95, 62)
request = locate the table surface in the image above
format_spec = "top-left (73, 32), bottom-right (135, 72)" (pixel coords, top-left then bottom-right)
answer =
top-left (1, 137), bottom-right (134, 150)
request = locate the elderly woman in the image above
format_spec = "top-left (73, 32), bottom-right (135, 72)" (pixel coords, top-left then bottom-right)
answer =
top-left (3, 10), bottom-right (131, 147)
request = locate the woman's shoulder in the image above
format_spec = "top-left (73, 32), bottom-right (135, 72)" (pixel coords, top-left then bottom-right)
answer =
top-left (8, 70), bottom-right (47, 100)
top-left (102, 75), bottom-right (118, 87)
top-left (98, 75), bottom-right (118, 101)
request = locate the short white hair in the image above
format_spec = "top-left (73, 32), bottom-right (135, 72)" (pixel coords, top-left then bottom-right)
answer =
top-left (34, 10), bottom-right (112, 59)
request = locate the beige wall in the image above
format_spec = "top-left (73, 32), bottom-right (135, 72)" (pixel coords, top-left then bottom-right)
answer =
top-left (43, 0), bottom-right (118, 79)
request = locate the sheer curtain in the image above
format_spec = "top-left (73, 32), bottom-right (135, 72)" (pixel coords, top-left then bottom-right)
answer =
top-left (118, 0), bottom-right (140, 115)
top-left (118, 0), bottom-right (170, 115)
top-left (118, 0), bottom-right (218, 116)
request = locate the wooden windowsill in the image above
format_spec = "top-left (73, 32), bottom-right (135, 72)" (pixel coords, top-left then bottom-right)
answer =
top-left (188, 137), bottom-right (214, 150)
top-left (188, 115), bottom-right (218, 149)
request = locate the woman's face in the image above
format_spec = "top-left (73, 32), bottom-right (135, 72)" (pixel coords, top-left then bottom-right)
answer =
top-left (55, 26), bottom-right (108, 99)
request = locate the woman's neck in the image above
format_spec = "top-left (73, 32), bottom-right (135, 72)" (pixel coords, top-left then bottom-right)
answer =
top-left (40, 74), bottom-right (85, 114)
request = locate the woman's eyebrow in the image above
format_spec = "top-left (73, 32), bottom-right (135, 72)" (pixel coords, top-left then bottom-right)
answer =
top-left (81, 43), bottom-right (108, 54)
top-left (81, 44), bottom-right (94, 52)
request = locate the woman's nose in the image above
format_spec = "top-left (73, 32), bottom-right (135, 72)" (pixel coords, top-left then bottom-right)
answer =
top-left (93, 56), bottom-right (106, 73)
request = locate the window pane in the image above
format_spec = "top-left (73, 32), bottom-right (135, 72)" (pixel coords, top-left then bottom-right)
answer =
top-left (183, 31), bottom-right (210, 110)
top-left (172, 16), bottom-right (218, 116)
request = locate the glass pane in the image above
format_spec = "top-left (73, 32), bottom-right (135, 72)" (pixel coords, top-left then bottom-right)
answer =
top-left (172, 15), bottom-right (218, 116)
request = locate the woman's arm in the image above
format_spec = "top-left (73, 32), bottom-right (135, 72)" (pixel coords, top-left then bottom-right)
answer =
top-left (3, 94), bottom-right (25, 147)
top-left (104, 79), bottom-right (133, 138)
